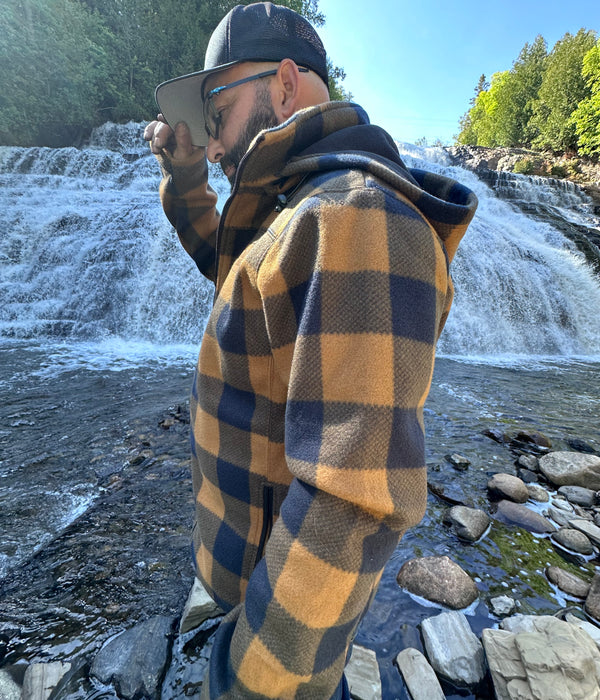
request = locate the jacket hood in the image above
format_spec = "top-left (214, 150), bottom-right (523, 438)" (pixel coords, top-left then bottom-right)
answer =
top-left (223, 101), bottom-right (477, 274)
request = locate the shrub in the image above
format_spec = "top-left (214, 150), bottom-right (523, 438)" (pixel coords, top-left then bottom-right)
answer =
top-left (513, 158), bottom-right (536, 174)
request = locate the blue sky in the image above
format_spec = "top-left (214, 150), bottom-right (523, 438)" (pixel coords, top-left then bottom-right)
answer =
top-left (317, 0), bottom-right (598, 145)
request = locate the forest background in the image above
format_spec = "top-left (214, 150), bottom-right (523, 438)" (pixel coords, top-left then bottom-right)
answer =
top-left (0, 0), bottom-right (349, 147)
top-left (0, 0), bottom-right (598, 160)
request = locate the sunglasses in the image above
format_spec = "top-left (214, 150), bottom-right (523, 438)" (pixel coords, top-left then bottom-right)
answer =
top-left (202, 67), bottom-right (309, 140)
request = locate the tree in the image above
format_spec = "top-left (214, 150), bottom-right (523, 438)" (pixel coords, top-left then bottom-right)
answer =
top-left (531, 29), bottom-right (597, 152)
top-left (571, 40), bottom-right (600, 157)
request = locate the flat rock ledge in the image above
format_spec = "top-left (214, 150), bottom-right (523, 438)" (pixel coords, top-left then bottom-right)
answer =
top-left (397, 555), bottom-right (479, 610)
top-left (483, 615), bottom-right (600, 700)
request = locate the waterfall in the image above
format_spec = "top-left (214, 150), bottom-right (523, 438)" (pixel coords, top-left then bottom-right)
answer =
top-left (1, 124), bottom-right (599, 359)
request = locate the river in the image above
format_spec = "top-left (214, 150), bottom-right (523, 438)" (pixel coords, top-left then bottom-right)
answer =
top-left (1, 123), bottom-right (600, 698)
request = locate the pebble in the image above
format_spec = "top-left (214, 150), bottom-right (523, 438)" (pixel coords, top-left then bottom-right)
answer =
top-left (526, 484), bottom-right (549, 502)
top-left (445, 453), bottom-right (470, 470)
top-left (490, 595), bottom-right (516, 617)
top-left (517, 454), bottom-right (539, 471)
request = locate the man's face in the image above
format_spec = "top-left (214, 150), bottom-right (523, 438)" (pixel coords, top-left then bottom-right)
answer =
top-left (204, 65), bottom-right (279, 184)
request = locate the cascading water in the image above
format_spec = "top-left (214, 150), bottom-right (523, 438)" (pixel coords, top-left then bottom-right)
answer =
top-left (1, 124), bottom-right (599, 359)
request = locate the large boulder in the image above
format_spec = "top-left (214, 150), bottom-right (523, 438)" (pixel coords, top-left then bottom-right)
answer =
top-left (397, 556), bottom-right (479, 609)
top-left (539, 452), bottom-right (600, 490)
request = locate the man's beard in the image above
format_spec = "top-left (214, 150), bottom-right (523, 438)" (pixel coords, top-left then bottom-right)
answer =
top-left (221, 83), bottom-right (279, 185)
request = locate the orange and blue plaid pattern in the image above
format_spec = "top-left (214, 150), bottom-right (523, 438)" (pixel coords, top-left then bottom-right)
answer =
top-left (159, 102), bottom-right (477, 699)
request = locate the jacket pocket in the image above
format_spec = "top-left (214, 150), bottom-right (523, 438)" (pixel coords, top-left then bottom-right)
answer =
top-left (255, 485), bottom-right (274, 567)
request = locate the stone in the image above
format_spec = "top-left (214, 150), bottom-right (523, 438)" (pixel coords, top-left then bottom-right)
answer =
top-left (397, 556), bottom-right (479, 610)
top-left (445, 453), bottom-right (470, 470)
top-left (527, 484), bottom-right (549, 502)
top-left (427, 479), bottom-right (473, 507)
top-left (0, 670), bottom-right (21, 700)
top-left (179, 577), bottom-right (222, 634)
top-left (490, 595), bottom-right (516, 617)
top-left (22, 662), bottom-right (71, 700)
top-left (546, 566), bottom-right (591, 598)
top-left (345, 645), bottom-right (381, 700)
top-left (443, 505), bottom-right (490, 542)
top-left (483, 615), bottom-right (600, 700)
top-left (546, 506), bottom-right (573, 528)
top-left (586, 574), bottom-right (600, 623)
top-left (551, 527), bottom-right (594, 555)
top-left (517, 468), bottom-right (539, 484)
top-left (487, 473), bottom-right (529, 503)
top-left (395, 647), bottom-right (445, 700)
top-left (494, 500), bottom-right (555, 534)
top-left (558, 485), bottom-right (597, 508)
top-left (568, 518), bottom-right (600, 547)
top-left (539, 451), bottom-right (600, 490)
top-left (595, 512), bottom-right (600, 528)
top-left (421, 611), bottom-right (486, 686)
top-left (566, 437), bottom-right (598, 454)
top-left (91, 616), bottom-right (175, 699)
top-left (552, 497), bottom-right (574, 512)
top-left (484, 428), bottom-right (507, 444)
top-left (514, 429), bottom-right (552, 448)
top-left (565, 613), bottom-right (600, 651)
top-left (517, 454), bottom-right (539, 471)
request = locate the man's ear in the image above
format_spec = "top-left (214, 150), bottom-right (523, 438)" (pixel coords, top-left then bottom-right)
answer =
top-left (274, 59), bottom-right (301, 120)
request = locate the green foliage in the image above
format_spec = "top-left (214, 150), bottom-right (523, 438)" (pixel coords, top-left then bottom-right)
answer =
top-left (0, 0), bottom-right (346, 146)
top-left (513, 158), bottom-right (535, 175)
top-left (457, 29), bottom-right (599, 158)
top-left (549, 164), bottom-right (568, 178)
top-left (571, 41), bottom-right (600, 157)
top-left (531, 29), bottom-right (597, 152)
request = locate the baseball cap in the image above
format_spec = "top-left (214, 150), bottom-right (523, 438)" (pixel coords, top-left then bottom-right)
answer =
top-left (155, 2), bottom-right (328, 147)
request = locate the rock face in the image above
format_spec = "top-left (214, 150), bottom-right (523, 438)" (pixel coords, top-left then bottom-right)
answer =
top-left (539, 452), bottom-right (600, 490)
top-left (22, 662), bottom-right (71, 700)
top-left (487, 473), bottom-right (529, 503)
top-left (483, 615), bottom-right (600, 700)
top-left (395, 647), bottom-right (445, 700)
top-left (494, 500), bottom-right (555, 533)
top-left (443, 505), bottom-right (490, 542)
top-left (421, 611), bottom-right (486, 687)
top-left (397, 556), bottom-right (479, 610)
top-left (345, 645), bottom-right (381, 700)
top-left (90, 616), bottom-right (175, 699)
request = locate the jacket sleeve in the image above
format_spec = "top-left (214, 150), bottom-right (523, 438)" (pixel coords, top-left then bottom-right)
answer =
top-left (201, 182), bottom-right (450, 699)
top-left (157, 149), bottom-right (221, 282)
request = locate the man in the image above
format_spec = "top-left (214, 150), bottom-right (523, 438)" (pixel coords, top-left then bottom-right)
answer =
top-left (144, 3), bottom-right (477, 698)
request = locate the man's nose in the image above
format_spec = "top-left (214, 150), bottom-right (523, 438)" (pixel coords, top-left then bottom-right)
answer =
top-left (206, 136), bottom-right (224, 163)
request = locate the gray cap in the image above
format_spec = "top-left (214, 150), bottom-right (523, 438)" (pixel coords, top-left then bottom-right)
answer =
top-left (155, 2), bottom-right (328, 147)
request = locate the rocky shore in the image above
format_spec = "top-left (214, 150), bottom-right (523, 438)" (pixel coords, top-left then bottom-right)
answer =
top-left (2, 407), bottom-right (600, 699)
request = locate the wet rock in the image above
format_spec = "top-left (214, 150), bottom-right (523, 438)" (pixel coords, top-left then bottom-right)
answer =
top-left (395, 647), bottom-right (445, 700)
top-left (0, 670), bottom-right (21, 700)
top-left (585, 573), bottom-right (600, 623)
top-left (179, 577), bottom-right (222, 634)
top-left (483, 427), bottom-right (507, 444)
top-left (514, 429), bottom-right (552, 448)
top-left (558, 485), bottom-right (597, 508)
top-left (22, 662), bottom-right (71, 700)
top-left (568, 518), bottom-right (600, 547)
top-left (445, 453), bottom-right (470, 470)
top-left (161, 623), bottom-right (216, 700)
top-left (427, 479), bottom-right (473, 507)
top-left (595, 512), bottom-right (600, 528)
top-left (565, 613), bottom-right (600, 651)
top-left (494, 500), bottom-right (555, 534)
top-left (90, 615), bottom-right (175, 699)
top-left (490, 595), bottom-right (516, 617)
top-left (517, 468), bottom-right (539, 484)
top-left (517, 454), bottom-right (539, 471)
top-left (539, 451), bottom-right (600, 490)
top-left (551, 527), bottom-right (594, 555)
top-left (397, 556), bottom-right (479, 610)
top-left (527, 484), bottom-right (549, 502)
top-left (421, 611), bottom-right (486, 687)
top-left (566, 436), bottom-right (598, 454)
top-left (484, 615), bottom-right (600, 700)
top-left (487, 473), bottom-right (529, 503)
top-left (547, 504), bottom-right (574, 526)
top-left (345, 645), bottom-right (381, 700)
top-left (443, 505), bottom-right (490, 542)
top-left (553, 497), bottom-right (574, 512)
top-left (546, 565), bottom-right (590, 598)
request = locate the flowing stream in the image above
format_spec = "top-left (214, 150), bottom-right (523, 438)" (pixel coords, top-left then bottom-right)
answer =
top-left (1, 123), bottom-right (600, 697)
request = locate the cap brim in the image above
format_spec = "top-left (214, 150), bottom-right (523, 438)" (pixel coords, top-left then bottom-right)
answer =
top-left (155, 63), bottom-right (236, 148)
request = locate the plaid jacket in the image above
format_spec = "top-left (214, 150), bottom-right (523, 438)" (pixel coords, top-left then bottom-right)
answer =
top-left (159, 102), bottom-right (477, 699)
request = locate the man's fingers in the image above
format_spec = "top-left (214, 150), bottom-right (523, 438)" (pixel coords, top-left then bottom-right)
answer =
top-left (173, 121), bottom-right (196, 159)
top-left (144, 119), bottom-right (175, 155)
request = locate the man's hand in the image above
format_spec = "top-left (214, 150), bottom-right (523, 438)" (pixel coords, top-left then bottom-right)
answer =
top-left (144, 115), bottom-right (198, 160)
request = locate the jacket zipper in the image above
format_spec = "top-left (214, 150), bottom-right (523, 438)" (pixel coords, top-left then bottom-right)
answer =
top-left (255, 485), bottom-right (274, 567)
